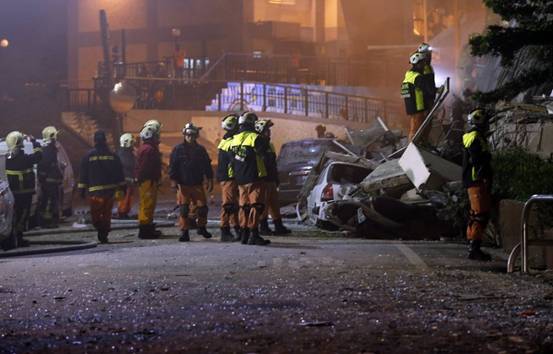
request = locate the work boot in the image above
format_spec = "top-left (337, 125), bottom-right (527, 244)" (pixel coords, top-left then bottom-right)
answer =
top-left (240, 228), bottom-right (250, 245)
top-left (97, 231), bottom-right (109, 244)
top-left (151, 223), bottom-right (163, 237)
top-left (468, 240), bottom-right (492, 261)
top-left (273, 219), bottom-right (291, 235)
top-left (138, 224), bottom-right (159, 239)
top-left (231, 227), bottom-right (242, 242)
top-left (220, 227), bottom-right (234, 242)
top-left (259, 218), bottom-right (273, 236)
top-left (179, 230), bottom-right (190, 242)
top-left (197, 227), bottom-right (212, 239)
top-left (247, 228), bottom-right (271, 246)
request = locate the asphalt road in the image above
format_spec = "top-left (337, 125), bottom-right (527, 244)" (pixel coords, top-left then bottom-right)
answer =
top-left (1, 226), bottom-right (553, 353)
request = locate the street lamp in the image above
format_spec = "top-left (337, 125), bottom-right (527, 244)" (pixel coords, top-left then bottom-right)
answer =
top-left (0, 38), bottom-right (9, 48)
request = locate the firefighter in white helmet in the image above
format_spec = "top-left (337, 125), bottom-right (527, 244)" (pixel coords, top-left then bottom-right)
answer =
top-left (36, 126), bottom-right (63, 228)
top-left (116, 133), bottom-right (136, 219)
top-left (417, 42), bottom-right (438, 115)
top-left (4, 131), bottom-right (42, 248)
top-left (401, 52), bottom-right (427, 141)
top-left (143, 119), bottom-right (162, 139)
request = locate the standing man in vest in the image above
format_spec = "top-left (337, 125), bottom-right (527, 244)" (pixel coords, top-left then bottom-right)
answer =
top-left (217, 114), bottom-right (241, 242)
top-left (401, 52), bottom-right (426, 142)
top-left (5, 131), bottom-right (42, 248)
top-left (117, 133), bottom-right (136, 219)
top-left (136, 124), bottom-right (163, 239)
top-left (230, 112), bottom-right (271, 246)
top-left (463, 109), bottom-right (493, 261)
top-left (78, 131), bottom-right (125, 244)
top-left (417, 43), bottom-right (438, 113)
top-left (255, 119), bottom-right (291, 236)
top-left (37, 126), bottom-right (63, 228)
top-left (169, 123), bottom-right (214, 242)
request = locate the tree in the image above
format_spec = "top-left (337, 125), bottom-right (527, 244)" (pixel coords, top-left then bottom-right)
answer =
top-left (469, 0), bottom-right (553, 104)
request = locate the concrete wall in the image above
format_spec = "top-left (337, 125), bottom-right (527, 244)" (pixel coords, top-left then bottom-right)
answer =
top-left (123, 110), bottom-right (372, 162)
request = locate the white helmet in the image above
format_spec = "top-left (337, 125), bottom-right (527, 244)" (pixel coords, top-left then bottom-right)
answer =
top-left (221, 114), bottom-right (239, 131)
top-left (42, 126), bottom-right (58, 143)
top-left (254, 119), bottom-right (273, 134)
top-left (182, 123), bottom-right (201, 136)
top-left (417, 42), bottom-right (432, 54)
top-left (467, 108), bottom-right (488, 129)
top-left (238, 111), bottom-right (258, 125)
top-left (409, 52), bottom-right (425, 65)
top-left (140, 126), bottom-right (156, 140)
top-left (6, 131), bottom-right (24, 152)
top-left (119, 133), bottom-right (134, 148)
top-left (143, 119), bottom-right (161, 133)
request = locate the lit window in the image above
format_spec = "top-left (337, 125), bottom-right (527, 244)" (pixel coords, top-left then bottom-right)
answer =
top-left (269, 0), bottom-right (296, 5)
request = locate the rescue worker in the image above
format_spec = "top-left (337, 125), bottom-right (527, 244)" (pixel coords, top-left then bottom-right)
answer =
top-left (230, 111), bottom-right (271, 246)
top-left (5, 131), bottom-right (42, 247)
top-left (255, 119), bottom-right (291, 236)
top-left (143, 119), bottom-right (162, 138)
top-left (37, 126), bottom-right (63, 228)
top-left (78, 131), bottom-right (125, 244)
top-left (417, 43), bottom-right (438, 112)
top-left (401, 52), bottom-right (426, 142)
top-left (169, 123), bottom-right (214, 242)
top-left (462, 108), bottom-right (493, 261)
top-left (116, 133), bottom-right (136, 219)
top-left (217, 114), bottom-right (241, 242)
top-left (136, 124), bottom-right (163, 239)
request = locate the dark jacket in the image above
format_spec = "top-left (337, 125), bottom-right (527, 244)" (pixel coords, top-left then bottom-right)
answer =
top-left (169, 141), bottom-right (213, 186)
top-left (78, 144), bottom-right (125, 196)
top-left (117, 147), bottom-right (136, 183)
top-left (135, 140), bottom-right (162, 183)
top-left (462, 129), bottom-right (492, 188)
top-left (37, 142), bottom-right (63, 185)
top-left (230, 126), bottom-right (269, 185)
top-left (6, 140), bottom-right (42, 195)
top-left (421, 64), bottom-right (437, 110)
top-left (216, 131), bottom-right (235, 182)
top-left (261, 141), bottom-right (279, 184)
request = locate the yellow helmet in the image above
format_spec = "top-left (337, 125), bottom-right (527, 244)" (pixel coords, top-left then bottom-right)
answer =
top-left (6, 131), bottom-right (24, 152)
top-left (119, 133), bottom-right (134, 148)
top-left (42, 126), bottom-right (58, 143)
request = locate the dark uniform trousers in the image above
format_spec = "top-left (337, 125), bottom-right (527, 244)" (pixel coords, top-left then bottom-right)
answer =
top-left (14, 193), bottom-right (33, 236)
top-left (38, 182), bottom-right (61, 226)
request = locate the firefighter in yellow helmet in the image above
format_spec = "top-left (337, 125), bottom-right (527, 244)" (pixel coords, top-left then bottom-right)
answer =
top-left (4, 131), bottom-right (42, 248)
top-left (255, 119), bottom-right (291, 236)
top-left (37, 126), bottom-right (63, 228)
top-left (401, 52), bottom-right (427, 141)
top-left (169, 123), bottom-right (214, 241)
top-left (462, 108), bottom-right (493, 261)
top-left (78, 131), bottom-right (125, 244)
top-left (217, 114), bottom-right (241, 242)
top-left (116, 133), bottom-right (136, 219)
top-left (230, 111), bottom-right (270, 246)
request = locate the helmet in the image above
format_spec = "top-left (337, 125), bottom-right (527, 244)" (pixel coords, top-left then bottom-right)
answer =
top-left (409, 52), bottom-right (425, 65)
top-left (467, 108), bottom-right (488, 129)
top-left (6, 131), bottom-right (24, 152)
top-left (140, 126), bottom-right (156, 140)
top-left (238, 111), bottom-right (258, 125)
top-left (417, 42), bottom-right (432, 54)
top-left (182, 123), bottom-right (201, 136)
top-left (143, 119), bottom-right (161, 133)
top-left (119, 133), bottom-right (134, 148)
top-left (254, 119), bottom-right (274, 134)
top-left (221, 114), bottom-right (239, 131)
top-left (42, 126), bottom-right (58, 142)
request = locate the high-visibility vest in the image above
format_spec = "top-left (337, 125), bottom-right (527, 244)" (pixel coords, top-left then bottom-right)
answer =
top-left (463, 130), bottom-right (490, 182)
top-left (217, 137), bottom-right (234, 178)
top-left (230, 131), bottom-right (267, 179)
top-left (401, 70), bottom-right (425, 114)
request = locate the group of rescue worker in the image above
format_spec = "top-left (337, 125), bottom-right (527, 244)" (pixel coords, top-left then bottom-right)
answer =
top-left (76, 111), bottom-right (289, 246)
top-left (3, 127), bottom-right (64, 249)
top-left (402, 42), bottom-right (493, 261)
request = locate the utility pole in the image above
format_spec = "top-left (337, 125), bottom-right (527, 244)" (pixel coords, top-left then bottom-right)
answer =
top-left (423, 0), bottom-right (429, 42)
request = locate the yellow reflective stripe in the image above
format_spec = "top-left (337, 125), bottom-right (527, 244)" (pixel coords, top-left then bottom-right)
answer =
top-left (256, 154), bottom-right (267, 178)
top-left (403, 70), bottom-right (420, 85)
top-left (463, 131), bottom-right (478, 148)
top-left (89, 155), bottom-right (115, 161)
top-left (88, 184), bottom-right (120, 192)
top-left (218, 138), bottom-right (233, 151)
top-left (78, 183), bottom-right (88, 189)
top-left (33, 148), bottom-right (42, 153)
top-left (6, 169), bottom-right (33, 175)
top-left (472, 167), bottom-right (477, 181)
top-left (12, 188), bottom-right (35, 194)
top-left (46, 178), bottom-right (63, 183)
top-left (423, 65), bottom-right (434, 75)
top-left (415, 88), bottom-right (424, 111)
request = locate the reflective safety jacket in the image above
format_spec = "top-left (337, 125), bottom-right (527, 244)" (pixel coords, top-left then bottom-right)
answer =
top-left (6, 141), bottom-right (42, 195)
top-left (462, 129), bottom-right (492, 188)
top-left (78, 144), bottom-right (125, 195)
top-left (216, 132), bottom-right (235, 182)
top-left (230, 128), bottom-right (268, 185)
top-left (169, 141), bottom-right (213, 186)
top-left (401, 69), bottom-right (425, 115)
top-left (422, 64), bottom-right (437, 110)
top-left (37, 142), bottom-right (63, 185)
